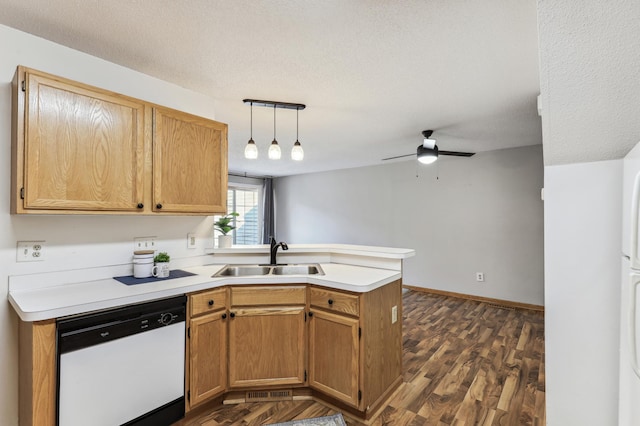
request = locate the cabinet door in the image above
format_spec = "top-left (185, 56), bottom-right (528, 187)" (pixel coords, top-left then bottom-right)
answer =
top-left (22, 70), bottom-right (145, 211)
top-left (153, 107), bottom-right (227, 213)
top-left (189, 310), bottom-right (227, 407)
top-left (228, 307), bottom-right (306, 388)
top-left (309, 309), bottom-right (360, 408)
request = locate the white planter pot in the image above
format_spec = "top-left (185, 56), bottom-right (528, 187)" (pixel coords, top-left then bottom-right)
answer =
top-left (218, 235), bottom-right (233, 248)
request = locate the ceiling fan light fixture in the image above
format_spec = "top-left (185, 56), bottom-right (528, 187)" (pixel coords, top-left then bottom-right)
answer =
top-left (423, 138), bottom-right (437, 149)
top-left (417, 144), bottom-right (438, 164)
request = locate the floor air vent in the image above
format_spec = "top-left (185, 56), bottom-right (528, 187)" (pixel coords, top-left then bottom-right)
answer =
top-left (245, 389), bottom-right (293, 402)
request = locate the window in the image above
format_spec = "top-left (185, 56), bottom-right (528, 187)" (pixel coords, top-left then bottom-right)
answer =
top-left (226, 184), bottom-right (262, 245)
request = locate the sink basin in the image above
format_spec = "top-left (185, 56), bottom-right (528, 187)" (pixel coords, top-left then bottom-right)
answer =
top-left (272, 265), bottom-right (323, 275)
top-left (212, 263), bottom-right (324, 277)
top-left (214, 265), bottom-right (271, 277)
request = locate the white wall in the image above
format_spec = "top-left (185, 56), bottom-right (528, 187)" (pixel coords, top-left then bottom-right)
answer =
top-left (544, 160), bottom-right (621, 425)
top-left (0, 25), bottom-right (221, 426)
top-left (536, 0), bottom-right (640, 424)
top-left (276, 144), bottom-right (544, 305)
top-left (537, 0), bottom-right (640, 165)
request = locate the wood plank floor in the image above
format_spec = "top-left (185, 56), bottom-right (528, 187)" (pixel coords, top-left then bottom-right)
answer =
top-left (174, 289), bottom-right (545, 425)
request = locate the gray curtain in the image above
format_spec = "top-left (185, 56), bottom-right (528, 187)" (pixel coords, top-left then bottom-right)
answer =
top-left (262, 178), bottom-right (275, 243)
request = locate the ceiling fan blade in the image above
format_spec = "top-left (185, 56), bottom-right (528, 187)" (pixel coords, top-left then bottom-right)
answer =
top-left (381, 153), bottom-right (415, 161)
top-left (439, 150), bottom-right (475, 157)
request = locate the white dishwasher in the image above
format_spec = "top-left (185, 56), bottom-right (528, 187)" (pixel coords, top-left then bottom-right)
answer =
top-left (56, 295), bottom-right (186, 426)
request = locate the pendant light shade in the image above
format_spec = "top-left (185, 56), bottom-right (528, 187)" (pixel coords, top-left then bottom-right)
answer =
top-left (244, 139), bottom-right (258, 159)
top-left (291, 109), bottom-right (304, 161)
top-left (268, 105), bottom-right (281, 160)
top-left (268, 140), bottom-right (281, 159)
top-left (291, 141), bottom-right (304, 161)
top-left (244, 103), bottom-right (258, 159)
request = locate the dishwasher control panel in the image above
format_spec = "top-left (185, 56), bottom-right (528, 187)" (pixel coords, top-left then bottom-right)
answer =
top-left (57, 295), bottom-right (186, 354)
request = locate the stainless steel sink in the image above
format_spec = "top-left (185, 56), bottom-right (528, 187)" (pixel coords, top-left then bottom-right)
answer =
top-left (272, 265), bottom-right (323, 275)
top-left (213, 265), bottom-right (271, 277)
top-left (212, 263), bottom-right (324, 277)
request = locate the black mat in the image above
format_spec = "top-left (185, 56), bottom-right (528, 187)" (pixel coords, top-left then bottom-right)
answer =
top-left (114, 269), bottom-right (196, 285)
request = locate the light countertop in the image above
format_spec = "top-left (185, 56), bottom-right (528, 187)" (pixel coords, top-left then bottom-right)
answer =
top-left (9, 263), bottom-right (402, 322)
top-left (9, 243), bottom-right (414, 322)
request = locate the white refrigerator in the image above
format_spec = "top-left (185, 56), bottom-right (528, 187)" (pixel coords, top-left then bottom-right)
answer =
top-left (620, 141), bottom-right (640, 425)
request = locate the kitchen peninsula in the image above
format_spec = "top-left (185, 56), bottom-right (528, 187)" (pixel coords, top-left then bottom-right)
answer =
top-left (9, 244), bottom-right (414, 425)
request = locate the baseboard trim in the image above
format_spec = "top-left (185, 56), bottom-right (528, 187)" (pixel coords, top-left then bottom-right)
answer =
top-left (403, 285), bottom-right (544, 312)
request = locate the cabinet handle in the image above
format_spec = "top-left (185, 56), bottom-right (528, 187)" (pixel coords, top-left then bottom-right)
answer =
top-left (308, 311), bottom-right (313, 317)
top-left (136, 203), bottom-right (144, 209)
top-left (208, 300), bottom-right (214, 306)
top-left (222, 313), bottom-right (227, 319)
top-left (328, 299), bottom-right (334, 305)
top-left (156, 203), bottom-right (163, 209)
top-left (230, 312), bottom-right (236, 318)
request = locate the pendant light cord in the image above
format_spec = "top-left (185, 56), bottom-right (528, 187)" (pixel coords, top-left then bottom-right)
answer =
top-left (296, 109), bottom-right (299, 140)
top-left (250, 102), bottom-right (253, 139)
top-left (273, 105), bottom-right (276, 140)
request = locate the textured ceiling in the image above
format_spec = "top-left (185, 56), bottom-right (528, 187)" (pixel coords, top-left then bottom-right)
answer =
top-left (0, 0), bottom-right (543, 177)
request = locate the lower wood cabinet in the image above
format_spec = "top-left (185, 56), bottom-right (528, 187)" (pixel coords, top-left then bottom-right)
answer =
top-left (189, 309), bottom-right (228, 407)
top-left (187, 288), bottom-right (228, 409)
top-left (228, 285), bottom-right (307, 389)
top-left (307, 280), bottom-right (403, 415)
top-left (308, 309), bottom-right (360, 407)
top-left (228, 306), bottom-right (306, 388)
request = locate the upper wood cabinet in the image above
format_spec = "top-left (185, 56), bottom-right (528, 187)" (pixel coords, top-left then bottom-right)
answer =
top-left (153, 107), bottom-right (227, 213)
top-left (11, 66), bottom-right (228, 215)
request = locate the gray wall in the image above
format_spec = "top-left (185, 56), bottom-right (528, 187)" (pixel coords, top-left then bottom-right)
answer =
top-left (276, 144), bottom-right (544, 305)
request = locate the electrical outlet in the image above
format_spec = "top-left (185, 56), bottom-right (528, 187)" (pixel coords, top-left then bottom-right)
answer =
top-left (17, 241), bottom-right (46, 262)
top-left (391, 305), bottom-right (398, 324)
top-left (187, 233), bottom-right (196, 249)
top-left (476, 272), bottom-right (485, 282)
top-left (134, 237), bottom-right (157, 251)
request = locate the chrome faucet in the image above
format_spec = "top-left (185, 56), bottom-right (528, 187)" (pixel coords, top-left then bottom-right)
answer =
top-left (269, 236), bottom-right (288, 265)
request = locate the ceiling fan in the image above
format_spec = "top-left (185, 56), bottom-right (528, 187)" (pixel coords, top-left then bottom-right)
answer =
top-left (382, 130), bottom-right (475, 164)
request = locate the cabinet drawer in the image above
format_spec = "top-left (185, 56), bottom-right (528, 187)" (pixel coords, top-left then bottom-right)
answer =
top-left (190, 288), bottom-right (227, 316)
top-left (230, 286), bottom-right (306, 306)
top-left (309, 287), bottom-right (360, 317)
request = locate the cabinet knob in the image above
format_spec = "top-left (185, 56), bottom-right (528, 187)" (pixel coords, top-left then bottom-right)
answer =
top-left (136, 203), bottom-right (144, 209)
top-left (222, 313), bottom-right (227, 319)
top-left (308, 311), bottom-right (313, 317)
top-left (208, 300), bottom-right (214, 306)
top-left (156, 203), bottom-right (163, 209)
top-left (230, 312), bottom-right (236, 318)
top-left (328, 299), bottom-right (334, 305)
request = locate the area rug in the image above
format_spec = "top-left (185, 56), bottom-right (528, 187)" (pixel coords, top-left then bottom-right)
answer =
top-left (268, 413), bottom-right (347, 426)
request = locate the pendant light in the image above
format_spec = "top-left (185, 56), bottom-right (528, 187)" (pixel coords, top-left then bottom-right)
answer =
top-left (291, 108), bottom-right (304, 161)
top-left (268, 105), bottom-right (281, 160)
top-left (242, 99), bottom-right (305, 161)
top-left (244, 102), bottom-right (258, 159)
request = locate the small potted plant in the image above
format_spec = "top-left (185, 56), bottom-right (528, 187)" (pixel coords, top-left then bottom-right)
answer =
top-left (153, 252), bottom-right (170, 278)
top-left (214, 212), bottom-right (239, 248)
